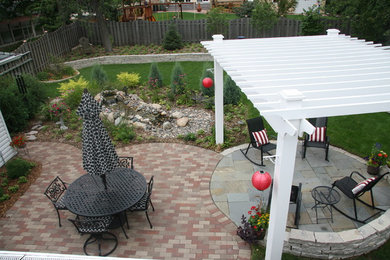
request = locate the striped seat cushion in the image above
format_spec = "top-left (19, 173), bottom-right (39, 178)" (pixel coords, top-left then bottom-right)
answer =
top-left (310, 127), bottom-right (326, 142)
top-left (352, 177), bottom-right (377, 195)
top-left (252, 130), bottom-right (269, 147)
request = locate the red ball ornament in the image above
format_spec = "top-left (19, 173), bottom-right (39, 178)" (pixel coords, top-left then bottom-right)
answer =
top-left (252, 171), bottom-right (272, 191)
top-left (202, 77), bottom-right (213, 88)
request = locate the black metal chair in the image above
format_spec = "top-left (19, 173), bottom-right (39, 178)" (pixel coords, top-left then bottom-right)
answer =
top-left (267, 182), bottom-right (302, 228)
top-left (302, 117), bottom-right (330, 161)
top-left (240, 117), bottom-right (276, 166)
top-left (128, 176), bottom-right (155, 228)
top-left (118, 156), bottom-right (134, 169)
top-left (69, 216), bottom-right (118, 256)
top-left (332, 171), bottom-right (389, 223)
top-left (44, 176), bottom-right (68, 227)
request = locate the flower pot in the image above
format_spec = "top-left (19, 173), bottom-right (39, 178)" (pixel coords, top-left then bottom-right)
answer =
top-left (256, 230), bottom-right (266, 240)
top-left (367, 165), bottom-right (380, 175)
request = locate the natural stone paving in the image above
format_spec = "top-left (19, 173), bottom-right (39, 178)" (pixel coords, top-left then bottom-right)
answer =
top-left (212, 143), bottom-right (390, 233)
top-left (0, 142), bottom-right (250, 259)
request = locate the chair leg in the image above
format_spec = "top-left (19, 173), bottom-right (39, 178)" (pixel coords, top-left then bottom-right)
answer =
top-left (145, 210), bottom-right (153, 229)
top-left (353, 199), bottom-right (357, 220)
top-left (325, 146), bottom-right (329, 161)
top-left (56, 209), bottom-right (62, 227)
top-left (302, 143), bottom-right (307, 159)
top-left (150, 199), bottom-right (155, 211)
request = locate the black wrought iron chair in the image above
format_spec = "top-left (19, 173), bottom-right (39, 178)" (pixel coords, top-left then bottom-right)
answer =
top-left (302, 117), bottom-right (330, 161)
top-left (267, 182), bottom-right (302, 228)
top-left (128, 176), bottom-right (155, 228)
top-left (118, 156), bottom-right (134, 169)
top-left (240, 117), bottom-right (276, 166)
top-left (69, 216), bottom-right (118, 256)
top-left (332, 171), bottom-right (389, 223)
top-left (44, 176), bottom-right (68, 227)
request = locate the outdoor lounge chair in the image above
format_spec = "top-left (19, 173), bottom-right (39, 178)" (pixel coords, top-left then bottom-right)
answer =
top-left (44, 176), bottom-right (68, 227)
top-left (69, 215), bottom-right (117, 256)
top-left (128, 176), bottom-right (155, 228)
top-left (118, 156), bottom-right (134, 169)
top-left (302, 117), bottom-right (330, 161)
top-left (332, 171), bottom-right (389, 223)
top-left (240, 117), bottom-right (276, 166)
top-left (267, 182), bottom-right (302, 228)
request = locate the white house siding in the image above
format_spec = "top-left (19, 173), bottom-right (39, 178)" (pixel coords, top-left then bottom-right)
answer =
top-left (294, 0), bottom-right (320, 14)
top-left (0, 110), bottom-right (17, 167)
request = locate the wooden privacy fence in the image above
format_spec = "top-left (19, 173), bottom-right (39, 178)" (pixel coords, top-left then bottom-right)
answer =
top-left (1, 18), bottom-right (350, 77)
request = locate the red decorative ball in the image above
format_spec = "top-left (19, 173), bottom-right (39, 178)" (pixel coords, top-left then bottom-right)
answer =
top-left (252, 171), bottom-right (272, 191)
top-left (202, 77), bottom-right (213, 88)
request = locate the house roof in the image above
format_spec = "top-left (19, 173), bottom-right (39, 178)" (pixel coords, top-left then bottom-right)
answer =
top-left (201, 30), bottom-right (390, 121)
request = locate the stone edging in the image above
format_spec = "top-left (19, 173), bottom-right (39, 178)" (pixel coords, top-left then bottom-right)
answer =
top-left (64, 53), bottom-right (213, 70)
top-left (40, 69), bottom-right (80, 83)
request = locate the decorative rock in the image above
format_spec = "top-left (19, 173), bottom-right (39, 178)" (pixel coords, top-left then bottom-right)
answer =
top-left (161, 111), bottom-right (167, 116)
top-left (31, 125), bottom-right (41, 130)
top-left (151, 104), bottom-right (162, 110)
top-left (172, 111), bottom-right (184, 119)
top-left (107, 112), bottom-right (115, 122)
top-left (133, 122), bottom-right (147, 130)
top-left (177, 117), bottom-right (189, 127)
top-left (26, 131), bottom-right (38, 135)
top-left (163, 121), bottom-right (173, 130)
top-left (115, 117), bottom-right (122, 126)
top-left (60, 125), bottom-right (68, 131)
top-left (26, 135), bottom-right (37, 141)
top-left (95, 93), bottom-right (103, 102)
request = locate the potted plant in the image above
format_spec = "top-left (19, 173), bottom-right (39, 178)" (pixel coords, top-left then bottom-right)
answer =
top-left (237, 205), bottom-right (270, 244)
top-left (10, 135), bottom-right (26, 149)
top-left (366, 143), bottom-right (388, 175)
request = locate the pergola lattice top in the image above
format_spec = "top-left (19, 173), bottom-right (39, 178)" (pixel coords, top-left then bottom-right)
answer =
top-left (202, 30), bottom-right (390, 121)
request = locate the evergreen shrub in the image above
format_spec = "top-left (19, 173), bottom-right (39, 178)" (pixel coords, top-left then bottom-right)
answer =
top-left (148, 63), bottom-right (163, 89)
top-left (116, 72), bottom-right (140, 88)
top-left (170, 63), bottom-right (187, 95)
top-left (6, 158), bottom-right (35, 180)
top-left (224, 75), bottom-right (241, 105)
top-left (91, 64), bottom-right (108, 87)
top-left (301, 6), bottom-right (324, 36)
top-left (163, 23), bottom-right (183, 50)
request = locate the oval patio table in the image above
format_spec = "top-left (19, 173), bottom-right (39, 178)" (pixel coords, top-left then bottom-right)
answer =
top-left (64, 168), bottom-right (147, 217)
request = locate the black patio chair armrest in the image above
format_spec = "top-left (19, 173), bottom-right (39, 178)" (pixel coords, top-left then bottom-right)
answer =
top-left (118, 156), bottom-right (134, 169)
top-left (350, 171), bottom-right (366, 181)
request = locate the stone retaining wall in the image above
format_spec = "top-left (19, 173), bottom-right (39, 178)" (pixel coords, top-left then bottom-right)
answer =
top-left (64, 53), bottom-right (213, 70)
top-left (279, 210), bottom-right (390, 259)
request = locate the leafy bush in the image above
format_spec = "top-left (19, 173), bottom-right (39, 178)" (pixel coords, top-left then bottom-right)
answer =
top-left (251, 0), bottom-right (279, 31)
top-left (276, 0), bottom-right (297, 16)
top-left (116, 72), bottom-right (140, 88)
top-left (0, 76), bottom-right (29, 133)
top-left (91, 64), bottom-right (108, 87)
top-left (109, 123), bottom-right (136, 144)
top-left (58, 77), bottom-right (89, 109)
top-left (301, 6), bottom-right (324, 36)
top-left (36, 71), bottom-right (50, 81)
top-left (170, 63), bottom-right (187, 95)
top-left (8, 185), bottom-right (19, 193)
top-left (200, 66), bottom-right (214, 97)
top-left (224, 75), bottom-right (241, 105)
top-left (1, 178), bottom-right (8, 187)
top-left (6, 158), bottom-right (35, 180)
top-left (163, 23), bottom-right (184, 50)
top-left (18, 176), bottom-right (28, 184)
top-left (148, 63), bottom-right (163, 89)
top-left (206, 7), bottom-right (229, 35)
top-left (184, 133), bottom-right (197, 141)
top-left (233, 1), bottom-right (256, 18)
top-left (0, 194), bottom-right (10, 202)
top-left (22, 74), bottom-right (47, 117)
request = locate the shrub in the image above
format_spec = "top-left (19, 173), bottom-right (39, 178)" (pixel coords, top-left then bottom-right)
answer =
top-left (6, 158), bottom-right (35, 180)
top-left (22, 74), bottom-right (47, 118)
top-left (224, 75), bottom-right (241, 105)
top-left (36, 71), bottom-right (50, 81)
top-left (116, 72), bottom-right (140, 88)
top-left (170, 63), bottom-right (187, 95)
top-left (301, 6), bottom-right (324, 36)
top-left (0, 76), bottom-right (29, 133)
top-left (91, 64), bottom-right (108, 87)
top-left (0, 194), bottom-right (10, 202)
top-left (200, 66), bottom-right (214, 97)
top-left (8, 185), bottom-right (19, 193)
top-left (184, 133), bottom-right (197, 141)
top-left (109, 123), bottom-right (136, 144)
top-left (233, 1), bottom-right (256, 18)
top-left (206, 7), bottom-right (229, 35)
top-left (148, 63), bottom-right (163, 89)
top-left (251, 0), bottom-right (279, 31)
top-left (58, 77), bottom-right (89, 109)
top-left (1, 178), bottom-right (8, 187)
top-left (18, 176), bottom-right (28, 184)
top-left (276, 0), bottom-right (297, 16)
top-left (163, 23), bottom-right (183, 50)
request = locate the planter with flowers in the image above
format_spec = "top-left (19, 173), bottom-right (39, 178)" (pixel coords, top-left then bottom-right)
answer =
top-left (366, 143), bottom-right (388, 175)
top-left (48, 98), bottom-right (71, 130)
top-left (10, 135), bottom-right (26, 149)
top-left (237, 205), bottom-right (270, 244)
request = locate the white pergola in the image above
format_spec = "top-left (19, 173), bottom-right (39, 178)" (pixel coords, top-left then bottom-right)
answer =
top-left (201, 29), bottom-right (390, 260)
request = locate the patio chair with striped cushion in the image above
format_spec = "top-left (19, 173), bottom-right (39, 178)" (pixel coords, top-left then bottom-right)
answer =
top-left (302, 117), bottom-right (330, 161)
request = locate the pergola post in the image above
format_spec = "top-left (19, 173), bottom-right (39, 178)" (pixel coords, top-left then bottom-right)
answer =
top-left (265, 90), bottom-right (304, 260)
top-left (213, 34), bottom-right (224, 144)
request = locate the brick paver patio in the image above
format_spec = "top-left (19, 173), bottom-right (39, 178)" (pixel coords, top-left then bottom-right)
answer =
top-left (0, 142), bottom-right (250, 259)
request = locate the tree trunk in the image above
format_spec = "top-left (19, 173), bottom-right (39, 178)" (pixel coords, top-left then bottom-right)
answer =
top-left (92, 0), bottom-right (112, 52)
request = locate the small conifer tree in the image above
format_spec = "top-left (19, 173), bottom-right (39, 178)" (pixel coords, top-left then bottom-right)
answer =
top-left (224, 75), bottom-right (241, 105)
top-left (148, 63), bottom-right (163, 89)
top-left (170, 63), bottom-right (187, 95)
top-left (163, 23), bottom-right (184, 50)
top-left (91, 64), bottom-right (108, 87)
top-left (200, 66), bottom-right (214, 97)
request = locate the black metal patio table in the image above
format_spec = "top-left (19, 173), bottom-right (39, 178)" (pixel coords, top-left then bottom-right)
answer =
top-left (64, 168), bottom-right (147, 217)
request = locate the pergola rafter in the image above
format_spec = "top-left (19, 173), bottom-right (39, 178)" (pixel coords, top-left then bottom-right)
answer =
top-left (201, 29), bottom-right (390, 260)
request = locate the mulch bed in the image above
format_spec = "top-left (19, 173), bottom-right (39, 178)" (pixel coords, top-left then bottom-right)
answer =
top-left (0, 160), bottom-right (42, 218)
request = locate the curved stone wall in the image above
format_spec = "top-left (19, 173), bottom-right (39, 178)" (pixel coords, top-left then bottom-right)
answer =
top-left (64, 53), bottom-right (213, 70)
